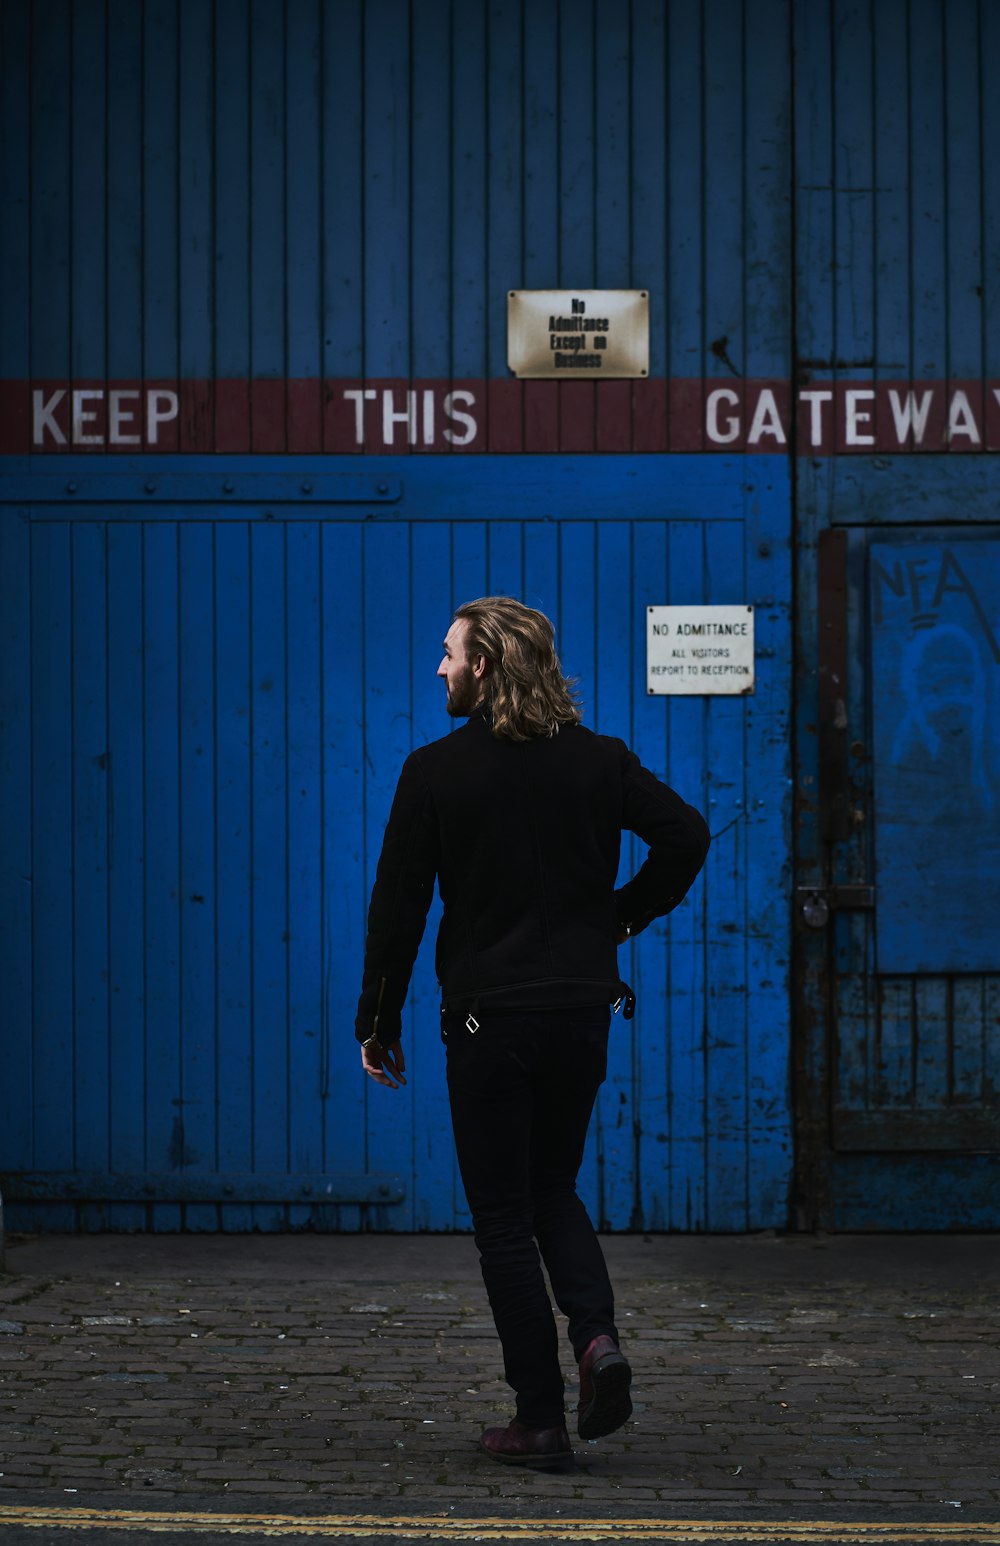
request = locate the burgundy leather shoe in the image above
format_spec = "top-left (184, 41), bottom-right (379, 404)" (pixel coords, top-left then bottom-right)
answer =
top-left (577, 1334), bottom-right (632, 1439)
top-left (479, 1418), bottom-right (573, 1468)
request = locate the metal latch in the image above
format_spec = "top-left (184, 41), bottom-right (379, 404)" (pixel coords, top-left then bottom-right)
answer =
top-left (797, 884), bottom-right (875, 929)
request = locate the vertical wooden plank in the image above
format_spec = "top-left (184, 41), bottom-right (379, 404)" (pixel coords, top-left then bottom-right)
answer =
top-left (873, 0), bottom-right (911, 425)
top-left (0, 511), bottom-right (34, 1172)
top-left (363, 0), bottom-right (410, 388)
top-left (411, 0), bottom-right (451, 389)
top-left (286, 0), bottom-right (322, 451)
top-left (943, 0), bottom-right (983, 405)
top-left (702, 0), bottom-right (744, 448)
top-left (178, 0), bottom-right (214, 451)
top-left (557, 0), bottom-right (595, 452)
top-left (71, 524), bottom-right (111, 1229)
top-left (71, 0), bottom-right (107, 387)
top-left (876, 977), bottom-right (914, 1107)
top-left (250, 0), bottom-right (287, 451)
top-left (106, 524), bottom-right (147, 1230)
top-left (214, 522), bottom-right (254, 1230)
top-left (143, 524), bottom-right (182, 1230)
top-left (522, 0), bottom-right (559, 451)
top-left (666, 0), bottom-right (704, 445)
top-left (595, 519), bottom-right (633, 1228)
top-left (487, 519), bottom-right (522, 597)
top-left (793, 0), bottom-right (834, 390)
top-left (522, 521), bottom-right (561, 632)
top-left (286, 523), bottom-right (325, 1225)
top-left (178, 524), bottom-right (218, 1230)
top-left (743, 475), bottom-right (794, 1223)
top-left (363, 522), bottom-right (415, 1228)
top-left (666, 521), bottom-right (707, 1229)
top-left (451, 521), bottom-right (489, 616)
top-left (984, 981), bottom-right (1000, 1118)
top-left (833, 916), bottom-right (872, 1109)
top-left (451, 0), bottom-right (487, 448)
top-left (106, 0), bottom-right (143, 402)
top-left (631, 522), bottom-right (671, 1229)
top-left (832, 0), bottom-right (874, 436)
top-left (0, 0), bottom-right (30, 432)
top-left (321, 0), bottom-right (363, 449)
top-left (630, 0), bottom-right (667, 451)
top-left (486, 0), bottom-right (523, 450)
top-left (912, 978), bottom-right (950, 1112)
top-left (596, 18), bottom-right (636, 452)
top-left (30, 0), bottom-right (71, 384)
top-left (250, 522), bottom-right (289, 1228)
top-left (214, 0), bottom-right (251, 451)
top-left (702, 522), bottom-right (750, 1229)
top-left (983, 1), bottom-right (1000, 388)
top-left (30, 525), bottom-right (75, 1227)
top-left (909, 0), bottom-right (947, 407)
top-left (321, 523), bottom-right (366, 1232)
top-left (558, 521), bottom-right (599, 1220)
top-left (744, 0), bottom-right (792, 380)
top-left (951, 978), bottom-right (985, 1103)
top-left (143, 0), bottom-right (180, 442)
top-left (409, 523), bottom-right (452, 1227)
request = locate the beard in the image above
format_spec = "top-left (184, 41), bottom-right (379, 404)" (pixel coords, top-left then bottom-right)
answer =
top-left (445, 662), bottom-right (482, 718)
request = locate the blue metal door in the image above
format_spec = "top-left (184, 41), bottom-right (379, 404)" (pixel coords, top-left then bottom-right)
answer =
top-left (0, 454), bottom-right (792, 1231)
top-left (797, 513), bottom-right (1000, 1228)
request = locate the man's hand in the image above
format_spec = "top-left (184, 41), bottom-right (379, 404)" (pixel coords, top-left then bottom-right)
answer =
top-left (361, 1037), bottom-right (407, 1090)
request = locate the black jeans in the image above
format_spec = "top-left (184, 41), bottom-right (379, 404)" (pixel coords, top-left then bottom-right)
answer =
top-left (445, 1004), bottom-right (618, 1428)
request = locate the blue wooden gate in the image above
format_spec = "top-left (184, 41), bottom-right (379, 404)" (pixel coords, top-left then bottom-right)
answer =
top-left (0, 454), bottom-right (792, 1231)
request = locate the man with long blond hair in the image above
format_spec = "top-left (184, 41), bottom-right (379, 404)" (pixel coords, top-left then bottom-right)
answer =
top-left (355, 596), bottom-right (710, 1467)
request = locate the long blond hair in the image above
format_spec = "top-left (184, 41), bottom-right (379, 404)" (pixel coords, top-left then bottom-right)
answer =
top-left (454, 596), bottom-right (582, 742)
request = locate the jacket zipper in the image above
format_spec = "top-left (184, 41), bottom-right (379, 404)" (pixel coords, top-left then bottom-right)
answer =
top-left (372, 976), bottom-right (387, 1038)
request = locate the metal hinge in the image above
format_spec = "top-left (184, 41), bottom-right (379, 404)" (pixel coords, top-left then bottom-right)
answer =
top-left (797, 884), bottom-right (874, 928)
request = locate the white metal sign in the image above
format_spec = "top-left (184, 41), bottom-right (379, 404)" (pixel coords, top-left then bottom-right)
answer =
top-left (507, 290), bottom-right (649, 378)
top-left (646, 605), bottom-right (755, 695)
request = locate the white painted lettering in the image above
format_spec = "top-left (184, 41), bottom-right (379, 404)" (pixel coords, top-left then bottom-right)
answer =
top-left (799, 389), bottom-right (832, 446)
top-left (147, 390), bottom-right (179, 443)
top-left (33, 388), bottom-right (67, 446)
top-left (342, 388), bottom-right (377, 445)
top-left (747, 388), bottom-right (786, 445)
top-left (422, 389), bottom-right (435, 446)
top-left (887, 389), bottom-right (933, 445)
top-left (706, 388), bottom-right (740, 444)
top-left (443, 390), bottom-right (477, 447)
top-left (946, 389), bottom-right (981, 444)
top-left (72, 389), bottom-right (104, 445)
top-left (383, 389), bottom-right (417, 446)
top-left (845, 388), bottom-right (875, 446)
top-left (109, 389), bottom-right (141, 445)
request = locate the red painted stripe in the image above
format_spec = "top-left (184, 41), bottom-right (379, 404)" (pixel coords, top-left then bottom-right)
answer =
top-left (559, 382), bottom-right (595, 452)
top-left (596, 380), bottom-right (633, 453)
top-left (487, 379), bottom-right (521, 453)
top-left (523, 382), bottom-right (559, 453)
top-left (5, 378), bottom-right (1000, 455)
top-left (632, 379), bottom-right (667, 453)
top-left (215, 380), bottom-right (251, 453)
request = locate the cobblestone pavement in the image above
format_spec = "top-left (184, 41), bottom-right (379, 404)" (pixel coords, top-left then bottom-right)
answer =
top-left (0, 1233), bottom-right (998, 1518)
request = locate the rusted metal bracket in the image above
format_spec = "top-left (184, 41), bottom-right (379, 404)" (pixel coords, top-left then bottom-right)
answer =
top-left (797, 884), bottom-right (874, 928)
top-left (817, 528), bottom-right (851, 843)
top-left (0, 1172), bottom-right (405, 1206)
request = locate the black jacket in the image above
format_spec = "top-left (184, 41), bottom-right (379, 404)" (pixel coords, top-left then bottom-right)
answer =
top-left (354, 708), bottom-right (711, 1044)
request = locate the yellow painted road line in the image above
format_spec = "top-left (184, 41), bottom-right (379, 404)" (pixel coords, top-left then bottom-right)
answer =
top-left (0, 1511), bottom-right (998, 1543)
